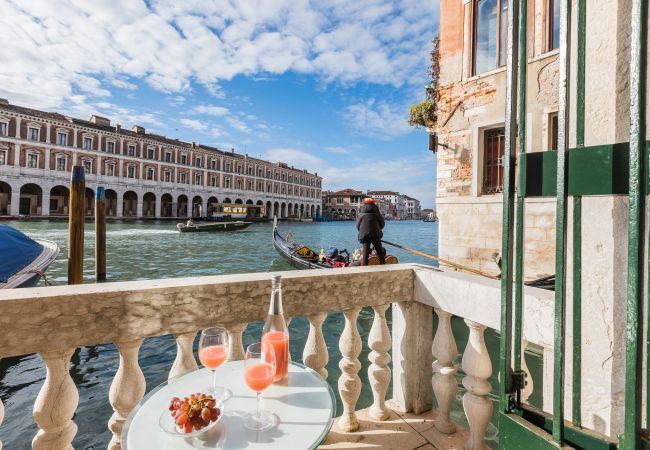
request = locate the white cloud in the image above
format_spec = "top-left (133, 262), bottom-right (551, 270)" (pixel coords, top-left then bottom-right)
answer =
top-left (0, 0), bottom-right (439, 109)
top-left (194, 105), bottom-right (229, 116)
top-left (264, 148), bottom-right (323, 169)
top-left (324, 146), bottom-right (349, 154)
top-left (180, 118), bottom-right (208, 132)
top-left (226, 116), bottom-right (251, 133)
top-left (345, 99), bottom-right (413, 138)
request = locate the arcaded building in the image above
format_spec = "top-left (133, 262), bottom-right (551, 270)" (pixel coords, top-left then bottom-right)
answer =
top-left (0, 99), bottom-right (322, 220)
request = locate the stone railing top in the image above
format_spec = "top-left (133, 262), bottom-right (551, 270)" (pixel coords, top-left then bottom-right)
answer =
top-left (413, 266), bottom-right (555, 348)
top-left (0, 265), bottom-right (414, 357)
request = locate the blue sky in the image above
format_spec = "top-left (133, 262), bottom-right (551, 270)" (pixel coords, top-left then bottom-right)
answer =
top-left (0, 0), bottom-right (440, 207)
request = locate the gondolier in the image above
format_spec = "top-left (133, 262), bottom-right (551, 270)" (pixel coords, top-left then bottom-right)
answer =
top-left (357, 197), bottom-right (385, 266)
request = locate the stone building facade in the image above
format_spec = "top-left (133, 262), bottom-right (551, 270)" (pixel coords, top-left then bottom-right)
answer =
top-left (403, 195), bottom-right (422, 219)
top-left (322, 188), bottom-right (364, 219)
top-left (0, 99), bottom-right (322, 220)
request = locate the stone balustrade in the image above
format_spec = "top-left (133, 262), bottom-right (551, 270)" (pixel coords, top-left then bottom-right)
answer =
top-left (0, 264), bottom-right (556, 450)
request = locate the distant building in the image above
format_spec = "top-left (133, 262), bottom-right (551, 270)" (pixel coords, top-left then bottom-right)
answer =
top-left (322, 188), bottom-right (364, 220)
top-left (0, 99), bottom-right (321, 219)
top-left (367, 190), bottom-right (407, 219)
top-left (402, 195), bottom-right (421, 219)
top-left (421, 208), bottom-right (437, 220)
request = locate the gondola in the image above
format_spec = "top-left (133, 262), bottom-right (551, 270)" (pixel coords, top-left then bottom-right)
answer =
top-left (272, 218), bottom-right (398, 269)
top-left (0, 225), bottom-right (60, 289)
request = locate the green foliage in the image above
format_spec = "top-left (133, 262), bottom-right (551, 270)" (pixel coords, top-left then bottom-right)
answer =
top-left (408, 36), bottom-right (440, 130)
top-left (408, 99), bottom-right (437, 129)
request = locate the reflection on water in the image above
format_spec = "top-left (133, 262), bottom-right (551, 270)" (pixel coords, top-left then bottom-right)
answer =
top-left (0, 219), bottom-right (537, 449)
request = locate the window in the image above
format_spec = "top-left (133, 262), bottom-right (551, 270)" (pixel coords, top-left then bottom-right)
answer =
top-left (83, 159), bottom-right (93, 174)
top-left (165, 152), bottom-right (172, 162)
top-left (0, 122), bottom-right (7, 137)
top-left (147, 167), bottom-right (155, 180)
top-left (83, 137), bottom-right (92, 150)
top-left (225, 162), bottom-right (231, 172)
top-left (237, 165), bottom-right (242, 174)
top-left (482, 127), bottom-right (506, 194)
top-left (107, 141), bottom-right (115, 153)
top-left (247, 166), bottom-right (253, 175)
top-left (472, 0), bottom-right (508, 75)
top-left (128, 145), bottom-right (135, 157)
top-left (147, 148), bottom-right (154, 159)
top-left (56, 132), bottom-right (67, 146)
top-left (258, 169), bottom-right (263, 177)
top-left (180, 172), bottom-right (187, 184)
top-left (27, 152), bottom-right (39, 168)
top-left (164, 171), bottom-right (171, 182)
top-left (195, 157), bottom-right (202, 167)
top-left (181, 154), bottom-right (187, 165)
top-left (210, 176), bottom-right (217, 187)
top-left (195, 174), bottom-right (202, 185)
top-left (211, 160), bottom-right (217, 170)
top-left (106, 163), bottom-right (115, 176)
top-left (225, 178), bottom-right (231, 188)
top-left (549, 113), bottom-right (559, 150)
top-left (0, 149), bottom-right (6, 165)
top-left (28, 127), bottom-right (40, 141)
top-left (548, 0), bottom-right (560, 51)
top-left (236, 180), bottom-right (242, 190)
top-left (56, 156), bottom-right (67, 171)
top-left (127, 165), bottom-right (136, 178)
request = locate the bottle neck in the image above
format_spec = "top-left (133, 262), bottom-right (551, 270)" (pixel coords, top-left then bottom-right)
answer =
top-left (268, 287), bottom-right (283, 315)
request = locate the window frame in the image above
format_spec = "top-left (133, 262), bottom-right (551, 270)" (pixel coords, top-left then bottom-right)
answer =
top-left (481, 126), bottom-right (506, 195)
top-left (127, 165), bottom-right (136, 179)
top-left (28, 126), bottom-right (40, 141)
top-left (83, 136), bottom-right (93, 150)
top-left (165, 151), bottom-right (172, 163)
top-left (471, 0), bottom-right (508, 76)
top-left (27, 151), bottom-right (39, 168)
top-left (547, 0), bottom-right (560, 52)
top-left (128, 144), bottom-right (136, 157)
top-left (105, 162), bottom-right (115, 177)
top-left (147, 148), bottom-right (155, 160)
top-left (106, 141), bottom-right (115, 154)
top-left (57, 132), bottom-right (68, 146)
top-left (0, 121), bottom-right (7, 137)
top-left (82, 158), bottom-right (93, 175)
top-left (56, 155), bottom-right (67, 171)
top-left (0, 148), bottom-right (6, 165)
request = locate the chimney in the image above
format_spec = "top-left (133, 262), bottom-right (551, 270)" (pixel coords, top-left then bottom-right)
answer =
top-left (116, 124), bottom-right (121, 133)
top-left (90, 115), bottom-right (111, 127)
top-left (192, 142), bottom-right (196, 149)
top-left (132, 125), bottom-right (145, 134)
top-left (231, 148), bottom-right (235, 153)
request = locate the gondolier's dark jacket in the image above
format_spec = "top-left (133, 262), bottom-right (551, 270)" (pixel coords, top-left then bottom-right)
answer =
top-left (356, 203), bottom-right (385, 243)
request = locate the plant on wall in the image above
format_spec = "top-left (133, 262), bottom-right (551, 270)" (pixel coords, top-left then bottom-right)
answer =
top-left (408, 36), bottom-right (440, 129)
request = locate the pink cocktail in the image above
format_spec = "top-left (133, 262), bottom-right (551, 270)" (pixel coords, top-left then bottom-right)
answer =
top-left (245, 363), bottom-right (275, 392)
top-left (199, 346), bottom-right (227, 369)
top-left (262, 331), bottom-right (288, 382)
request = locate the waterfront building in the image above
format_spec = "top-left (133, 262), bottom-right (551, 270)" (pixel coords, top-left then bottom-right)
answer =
top-left (430, 0), bottom-right (644, 438)
top-left (0, 99), bottom-right (322, 220)
top-left (321, 188), bottom-right (364, 219)
top-left (367, 190), bottom-right (407, 219)
top-left (402, 195), bottom-right (421, 219)
top-left (421, 208), bottom-right (437, 220)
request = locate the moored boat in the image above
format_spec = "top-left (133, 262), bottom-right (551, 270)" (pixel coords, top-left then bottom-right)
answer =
top-left (272, 218), bottom-right (397, 269)
top-left (0, 225), bottom-right (60, 289)
top-left (176, 221), bottom-right (252, 233)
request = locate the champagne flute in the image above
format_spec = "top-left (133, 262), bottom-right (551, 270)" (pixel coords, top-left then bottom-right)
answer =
top-left (198, 327), bottom-right (232, 401)
top-left (244, 342), bottom-right (279, 431)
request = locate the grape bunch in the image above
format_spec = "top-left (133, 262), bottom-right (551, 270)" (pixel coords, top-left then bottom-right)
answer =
top-left (168, 393), bottom-right (221, 433)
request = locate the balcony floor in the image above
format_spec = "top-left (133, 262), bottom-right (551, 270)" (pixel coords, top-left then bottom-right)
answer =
top-left (319, 401), bottom-right (476, 450)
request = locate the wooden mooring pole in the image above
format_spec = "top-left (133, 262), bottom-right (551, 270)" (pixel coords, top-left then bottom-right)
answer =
top-left (68, 165), bottom-right (85, 285)
top-left (95, 186), bottom-right (106, 282)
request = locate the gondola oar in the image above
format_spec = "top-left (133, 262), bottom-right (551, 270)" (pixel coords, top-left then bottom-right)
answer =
top-left (381, 239), bottom-right (500, 280)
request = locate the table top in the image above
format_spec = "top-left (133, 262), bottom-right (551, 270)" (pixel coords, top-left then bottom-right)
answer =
top-left (122, 361), bottom-right (336, 450)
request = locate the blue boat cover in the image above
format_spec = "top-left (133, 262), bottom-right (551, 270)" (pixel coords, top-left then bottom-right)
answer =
top-left (0, 225), bottom-right (43, 283)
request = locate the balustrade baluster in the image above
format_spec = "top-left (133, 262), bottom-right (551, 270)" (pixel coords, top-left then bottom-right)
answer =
top-left (338, 307), bottom-right (362, 432)
top-left (303, 312), bottom-right (328, 379)
top-left (32, 348), bottom-right (79, 450)
top-left (432, 308), bottom-right (458, 434)
top-left (226, 323), bottom-right (247, 361)
top-left (462, 320), bottom-right (492, 450)
top-left (108, 339), bottom-right (145, 450)
top-left (368, 304), bottom-right (391, 421)
top-left (169, 332), bottom-right (198, 380)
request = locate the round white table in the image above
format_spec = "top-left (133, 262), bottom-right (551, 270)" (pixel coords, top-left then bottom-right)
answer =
top-left (122, 361), bottom-right (336, 450)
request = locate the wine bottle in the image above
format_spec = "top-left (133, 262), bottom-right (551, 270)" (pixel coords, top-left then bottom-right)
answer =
top-left (262, 275), bottom-right (289, 382)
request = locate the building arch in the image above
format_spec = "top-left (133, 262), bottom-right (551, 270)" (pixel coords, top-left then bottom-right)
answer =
top-left (177, 195), bottom-right (188, 217)
top-left (122, 191), bottom-right (137, 217)
top-left (310, 205), bottom-right (315, 218)
top-left (235, 198), bottom-right (243, 204)
top-left (273, 201), bottom-right (279, 218)
top-left (281, 202), bottom-right (286, 218)
top-left (266, 201), bottom-right (273, 219)
top-left (105, 189), bottom-right (118, 217)
top-left (207, 196), bottom-right (218, 215)
top-left (19, 183), bottom-right (42, 215)
top-left (84, 187), bottom-right (95, 217)
top-left (0, 181), bottom-right (11, 215)
top-left (143, 192), bottom-right (156, 217)
top-left (223, 197), bottom-right (232, 204)
top-left (245, 199), bottom-right (253, 205)
top-left (161, 193), bottom-right (173, 218)
top-left (192, 195), bottom-right (203, 217)
top-left (49, 185), bottom-right (69, 216)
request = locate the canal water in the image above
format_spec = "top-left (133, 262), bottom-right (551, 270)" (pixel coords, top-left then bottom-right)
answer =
top-left (0, 220), bottom-right (542, 449)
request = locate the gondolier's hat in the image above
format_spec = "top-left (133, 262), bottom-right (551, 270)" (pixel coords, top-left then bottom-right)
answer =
top-left (363, 197), bottom-right (376, 204)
